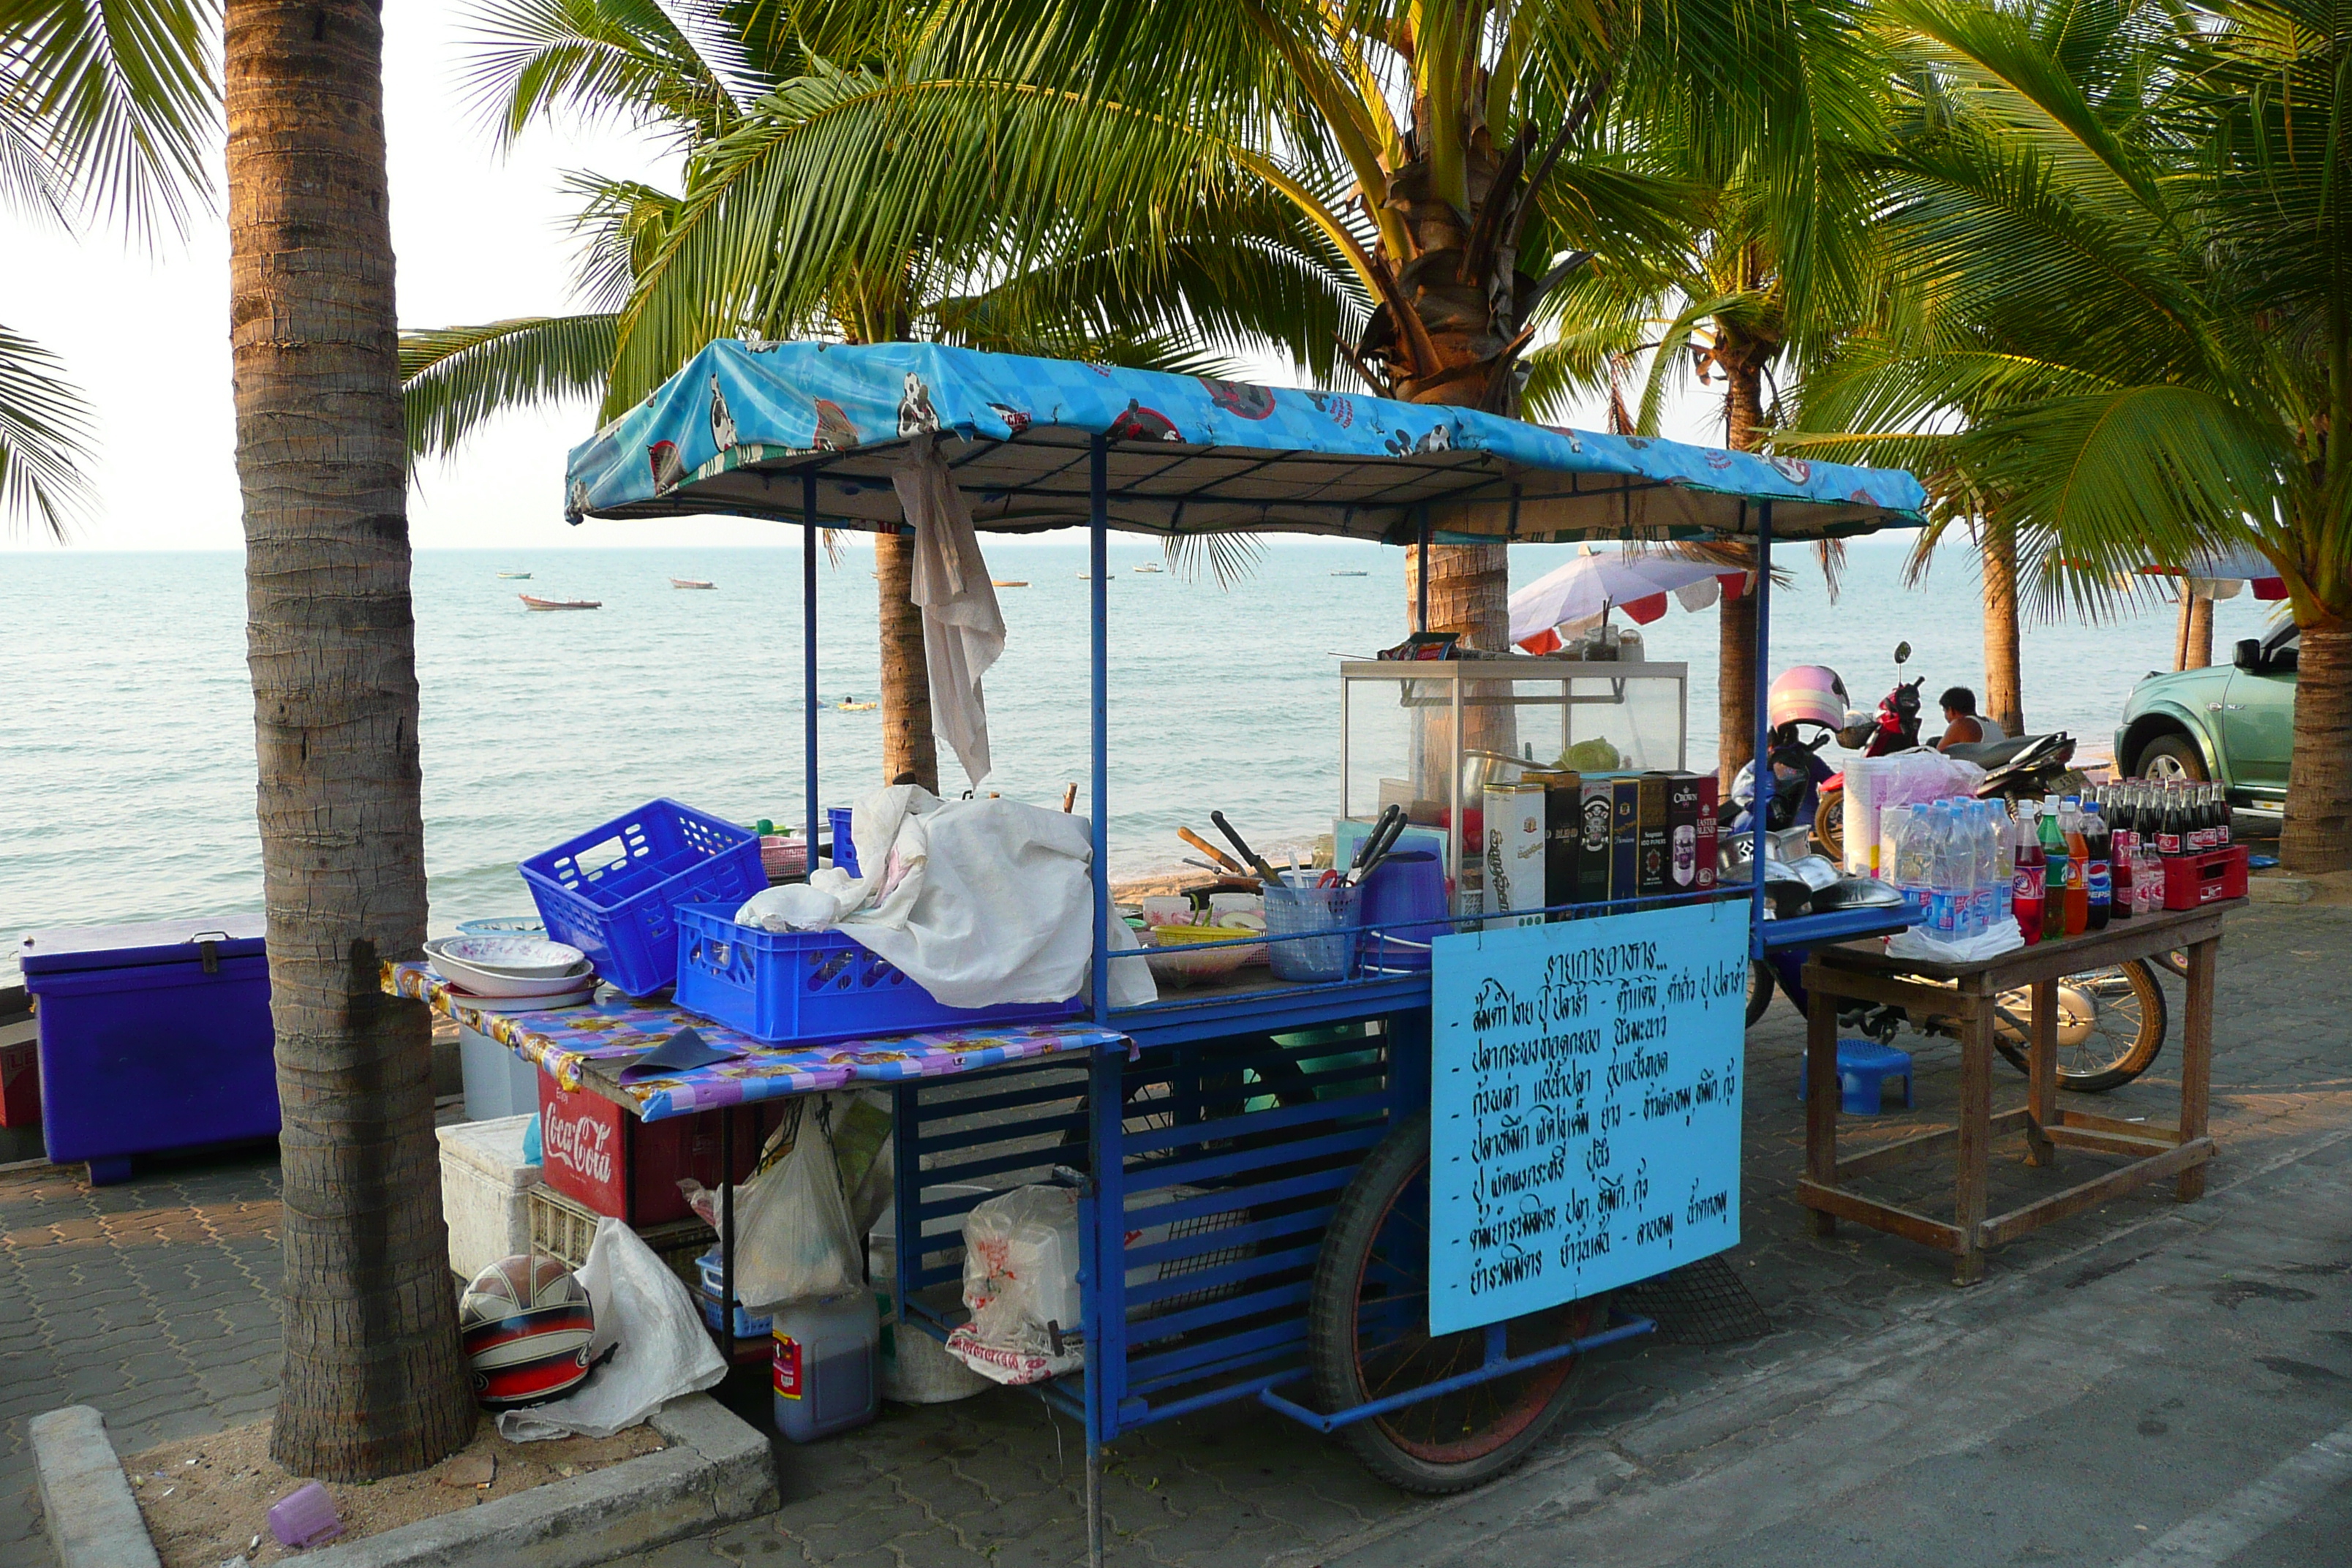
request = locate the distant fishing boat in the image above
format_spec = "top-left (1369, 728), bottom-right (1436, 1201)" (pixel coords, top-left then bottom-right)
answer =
top-left (519, 594), bottom-right (600, 611)
top-left (992, 579), bottom-right (1029, 588)
top-left (497, 571), bottom-right (532, 579)
top-left (1330, 570), bottom-right (1368, 577)
top-left (835, 699), bottom-right (877, 711)
top-left (1132, 562), bottom-right (1164, 573)
top-left (671, 578), bottom-right (716, 589)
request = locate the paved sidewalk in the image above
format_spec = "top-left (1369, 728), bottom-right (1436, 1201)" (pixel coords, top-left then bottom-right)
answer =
top-left (6, 904), bottom-right (2347, 1568)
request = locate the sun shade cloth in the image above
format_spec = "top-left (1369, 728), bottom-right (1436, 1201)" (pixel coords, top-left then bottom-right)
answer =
top-left (566, 342), bottom-right (1926, 543)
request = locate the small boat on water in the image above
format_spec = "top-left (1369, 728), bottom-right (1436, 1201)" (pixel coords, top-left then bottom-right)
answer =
top-left (1132, 562), bottom-right (1164, 573)
top-left (1330, 570), bottom-right (1368, 577)
top-left (671, 578), bottom-right (717, 589)
top-left (497, 571), bottom-right (532, 579)
top-left (519, 594), bottom-right (600, 611)
top-left (835, 699), bottom-right (878, 712)
top-left (992, 579), bottom-right (1029, 588)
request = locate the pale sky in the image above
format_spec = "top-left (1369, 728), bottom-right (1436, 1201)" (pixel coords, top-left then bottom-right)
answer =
top-left (7, 4), bottom-right (1705, 554)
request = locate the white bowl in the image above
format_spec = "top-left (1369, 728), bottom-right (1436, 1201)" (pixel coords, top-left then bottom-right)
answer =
top-left (427, 953), bottom-right (596, 998)
top-left (426, 934), bottom-right (584, 978)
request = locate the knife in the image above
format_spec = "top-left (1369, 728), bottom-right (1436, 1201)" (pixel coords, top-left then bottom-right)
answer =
top-left (1210, 811), bottom-right (1281, 882)
top-left (1178, 827), bottom-right (1246, 876)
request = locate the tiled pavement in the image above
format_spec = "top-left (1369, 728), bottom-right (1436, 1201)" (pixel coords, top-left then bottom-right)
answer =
top-left (7, 904), bottom-right (2348, 1568)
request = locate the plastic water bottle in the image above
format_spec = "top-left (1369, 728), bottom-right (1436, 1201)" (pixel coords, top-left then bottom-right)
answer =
top-left (1929, 807), bottom-right (1960, 941)
top-left (1962, 804), bottom-right (1991, 938)
top-left (1991, 804), bottom-right (2016, 925)
top-left (1894, 807), bottom-right (1933, 927)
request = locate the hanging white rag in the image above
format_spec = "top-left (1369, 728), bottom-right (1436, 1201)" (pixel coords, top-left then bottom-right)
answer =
top-left (893, 433), bottom-right (1006, 788)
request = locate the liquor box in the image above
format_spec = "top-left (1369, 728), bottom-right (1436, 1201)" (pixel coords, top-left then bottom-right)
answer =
top-left (1523, 770), bottom-right (1583, 921)
top-left (1483, 781), bottom-right (1548, 928)
top-left (1667, 774), bottom-right (1704, 894)
top-left (1610, 778), bottom-right (1641, 902)
top-left (1693, 775), bottom-right (1719, 892)
top-left (1578, 777), bottom-right (1616, 905)
top-left (2159, 843), bottom-right (2250, 911)
top-left (538, 1073), bottom-right (780, 1226)
top-left (1636, 772), bottom-right (1672, 898)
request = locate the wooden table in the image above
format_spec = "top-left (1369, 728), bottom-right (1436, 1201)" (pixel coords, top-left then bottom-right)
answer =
top-left (1798, 900), bottom-right (2243, 1285)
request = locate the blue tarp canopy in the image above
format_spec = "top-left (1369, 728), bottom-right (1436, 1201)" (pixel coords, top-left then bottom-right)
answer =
top-left (566, 341), bottom-right (1925, 542)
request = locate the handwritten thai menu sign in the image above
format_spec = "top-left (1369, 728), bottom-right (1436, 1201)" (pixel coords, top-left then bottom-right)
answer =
top-left (1428, 899), bottom-right (1747, 1335)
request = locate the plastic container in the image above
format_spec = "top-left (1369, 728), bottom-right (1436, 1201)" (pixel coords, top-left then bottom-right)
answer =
top-left (536, 1071), bottom-right (777, 1224)
top-left (772, 1291), bottom-right (880, 1442)
top-left (671, 905), bottom-right (1080, 1046)
top-left (268, 1480), bottom-right (343, 1549)
top-left (1357, 851), bottom-right (1450, 971)
top-left (459, 1025), bottom-right (545, 1120)
top-left (1261, 881), bottom-right (1363, 982)
top-left (828, 807), bottom-right (861, 878)
top-left (436, 1115), bottom-right (539, 1282)
top-left (17, 916), bottom-right (278, 1185)
top-left (696, 1248), bottom-right (775, 1338)
top-left (520, 799), bottom-right (764, 995)
top-left (869, 1197), bottom-right (995, 1403)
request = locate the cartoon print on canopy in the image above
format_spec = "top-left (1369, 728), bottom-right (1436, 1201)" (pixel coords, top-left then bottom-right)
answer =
top-left (566, 479), bottom-right (590, 519)
top-left (1306, 391), bottom-right (1355, 429)
top-left (1384, 424), bottom-right (1452, 456)
top-left (709, 374), bottom-right (737, 450)
top-left (649, 440), bottom-right (685, 491)
top-left (1199, 377), bottom-right (1276, 420)
top-left (897, 373), bottom-right (940, 436)
top-left (1107, 399), bottom-right (1181, 442)
top-left (1769, 456), bottom-right (1812, 485)
top-left (1703, 449), bottom-right (1735, 471)
top-left (987, 402), bottom-right (1033, 437)
top-left (813, 399), bottom-right (860, 451)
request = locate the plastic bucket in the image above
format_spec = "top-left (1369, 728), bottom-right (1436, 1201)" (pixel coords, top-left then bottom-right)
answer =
top-left (1262, 882), bottom-right (1362, 982)
top-left (1357, 851), bottom-right (1449, 970)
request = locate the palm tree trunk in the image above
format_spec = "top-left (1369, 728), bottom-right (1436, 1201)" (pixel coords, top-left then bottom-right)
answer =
top-left (2280, 616), bottom-right (2351, 872)
top-left (227, 0), bottom-right (473, 1480)
top-left (1980, 516), bottom-right (2024, 735)
top-left (2185, 593), bottom-right (2213, 668)
top-left (1717, 358), bottom-right (1769, 793)
top-left (875, 529), bottom-right (938, 790)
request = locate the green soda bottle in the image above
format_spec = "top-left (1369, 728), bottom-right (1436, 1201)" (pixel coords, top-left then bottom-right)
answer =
top-left (2038, 801), bottom-right (2070, 942)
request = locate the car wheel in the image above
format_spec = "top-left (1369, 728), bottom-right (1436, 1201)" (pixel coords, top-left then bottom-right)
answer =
top-left (2135, 733), bottom-right (2208, 783)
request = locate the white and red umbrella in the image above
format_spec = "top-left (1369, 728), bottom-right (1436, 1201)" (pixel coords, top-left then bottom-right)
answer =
top-left (2133, 548), bottom-right (2287, 601)
top-left (1509, 546), bottom-right (1752, 654)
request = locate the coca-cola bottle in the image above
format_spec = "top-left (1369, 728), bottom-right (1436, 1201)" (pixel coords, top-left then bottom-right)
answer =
top-left (2155, 783), bottom-right (2185, 858)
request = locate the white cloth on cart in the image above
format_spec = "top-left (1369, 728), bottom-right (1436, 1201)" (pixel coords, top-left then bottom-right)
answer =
top-left (893, 433), bottom-right (1006, 788)
top-left (737, 785), bottom-right (1157, 1009)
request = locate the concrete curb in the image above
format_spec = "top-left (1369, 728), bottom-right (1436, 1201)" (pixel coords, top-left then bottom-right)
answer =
top-left (2248, 873), bottom-right (2314, 905)
top-left (29, 1393), bottom-right (776, 1568)
top-left (30, 1406), bottom-right (163, 1568)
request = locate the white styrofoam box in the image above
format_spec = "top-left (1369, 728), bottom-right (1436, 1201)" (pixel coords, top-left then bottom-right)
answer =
top-left (437, 1114), bottom-right (540, 1282)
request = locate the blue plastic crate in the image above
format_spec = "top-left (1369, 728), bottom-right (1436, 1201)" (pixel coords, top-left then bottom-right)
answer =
top-left (520, 800), bottom-right (764, 996)
top-left (672, 905), bottom-right (1081, 1046)
top-left (828, 806), bottom-right (859, 877)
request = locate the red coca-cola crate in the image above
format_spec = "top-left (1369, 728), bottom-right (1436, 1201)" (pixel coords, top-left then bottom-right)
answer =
top-left (537, 1074), bottom-right (778, 1226)
top-left (2160, 843), bottom-right (2250, 911)
top-left (0, 1036), bottom-right (39, 1127)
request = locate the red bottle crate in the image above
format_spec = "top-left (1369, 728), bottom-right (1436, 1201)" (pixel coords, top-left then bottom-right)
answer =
top-left (0, 1036), bottom-right (39, 1127)
top-left (2160, 843), bottom-right (2249, 911)
top-left (537, 1074), bottom-right (779, 1226)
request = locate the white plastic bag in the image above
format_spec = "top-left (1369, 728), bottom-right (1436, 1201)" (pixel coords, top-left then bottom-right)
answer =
top-left (944, 1186), bottom-right (1085, 1386)
top-left (495, 1218), bottom-right (726, 1441)
top-left (730, 1099), bottom-right (862, 1309)
top-left (1887, 915), bottom-right (2025, 964)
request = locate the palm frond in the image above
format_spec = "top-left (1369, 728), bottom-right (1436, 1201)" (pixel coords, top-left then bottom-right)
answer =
top-left (0, 323), bottom-right (96, 538)
top-left (456, 0), bottom-right (753, 151)
top-left (400, 315), bottom-right (620, 464)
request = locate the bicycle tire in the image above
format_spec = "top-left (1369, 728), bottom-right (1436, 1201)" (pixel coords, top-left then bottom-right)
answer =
top-left (1990, 958), bottom-right (2168, 1093)
top-left (1746, 960), bottom-right (1775, 1029)
top-left (1307, 1113), bottom-right (1597, 1494)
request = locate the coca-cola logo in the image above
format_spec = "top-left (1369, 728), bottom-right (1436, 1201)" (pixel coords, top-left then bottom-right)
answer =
top-left (542, 1107), bottom-right (614, 1186)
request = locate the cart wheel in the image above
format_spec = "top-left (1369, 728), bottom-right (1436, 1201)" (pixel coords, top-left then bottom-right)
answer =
top-left (1308, 1113), bottom-right (1597, 1494)
top-left (1989, 960), bottom-right (2169, 1093)
top-left (1746, 960), bottom-right (1776, 1029)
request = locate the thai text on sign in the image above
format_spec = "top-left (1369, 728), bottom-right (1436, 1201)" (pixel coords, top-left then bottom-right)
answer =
top-left (1428, 899), bottom-right (1747, 1335)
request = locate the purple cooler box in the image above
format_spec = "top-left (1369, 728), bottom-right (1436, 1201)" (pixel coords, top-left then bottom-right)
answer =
top-left (18, 916), bottom-right (279, 1185)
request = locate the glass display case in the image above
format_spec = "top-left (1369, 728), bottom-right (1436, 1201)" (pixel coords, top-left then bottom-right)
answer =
top-left (1338, 657), bottom-right (1689, 915)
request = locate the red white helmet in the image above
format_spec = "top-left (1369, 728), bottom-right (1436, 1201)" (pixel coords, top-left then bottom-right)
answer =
top-left (1768, 665), bottom-right (1849, 733)
top-left (460, 1254), bottom-right (595, 1409)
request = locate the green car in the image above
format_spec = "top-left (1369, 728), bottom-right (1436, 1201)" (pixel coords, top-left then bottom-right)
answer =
top-left (2113, 621), bottom-right (2299, 808)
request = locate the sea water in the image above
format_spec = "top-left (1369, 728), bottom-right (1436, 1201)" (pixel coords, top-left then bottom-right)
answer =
top-left (0, 538), bottom-right (2277, 981)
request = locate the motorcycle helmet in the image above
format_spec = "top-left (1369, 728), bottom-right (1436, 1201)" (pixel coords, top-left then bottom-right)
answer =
top-left (1768, 665), bottom-right (1849, 734)
top-left (459, 1254), bottom-right (595, 1409)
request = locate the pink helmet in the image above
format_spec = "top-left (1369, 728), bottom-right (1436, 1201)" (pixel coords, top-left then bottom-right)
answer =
top-left (1768, 665), bottom-right (1849, 733)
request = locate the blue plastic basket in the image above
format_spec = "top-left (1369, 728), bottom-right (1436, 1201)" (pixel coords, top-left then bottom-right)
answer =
top-left (828, 806), bottom-right (859, 878)
top-left (672, 905), bottom-right (1081, 1045)
top-left (519, 800), bottom-right (764, 996)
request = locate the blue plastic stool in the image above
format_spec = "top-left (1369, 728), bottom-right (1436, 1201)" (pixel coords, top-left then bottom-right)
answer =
top-left (1798, 1040), bottom-right (1914, 1115)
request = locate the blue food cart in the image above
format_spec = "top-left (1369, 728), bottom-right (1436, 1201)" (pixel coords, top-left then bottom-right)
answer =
top-left (560, 341), bottom-right (1926, 1555)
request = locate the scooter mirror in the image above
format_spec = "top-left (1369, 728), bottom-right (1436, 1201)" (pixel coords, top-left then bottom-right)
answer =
top-left (1893, 640), bottom-right (1912, 666)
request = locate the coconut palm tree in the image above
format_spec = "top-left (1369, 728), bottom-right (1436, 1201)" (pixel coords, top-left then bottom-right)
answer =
top-left (1, 0), bottom-right (216, 534)
top-left (225, 0), bottom-right (474, 1475)
top-left (1790, 0), bottom-right (2352, 872)
top-left (402, 0), bottom-right (1362, 789)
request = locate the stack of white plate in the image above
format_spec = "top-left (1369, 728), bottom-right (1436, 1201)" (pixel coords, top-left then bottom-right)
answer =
top-left (423, 935), bottom-right (598, 1009)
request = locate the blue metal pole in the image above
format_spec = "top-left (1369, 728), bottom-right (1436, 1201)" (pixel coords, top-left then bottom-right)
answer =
top-left (1090, 437), bottom-right (1110, 1024)
top-left (804, 473), bottom-right (821, 866)
top-left (1752, 501), bottom-right (1772, 957)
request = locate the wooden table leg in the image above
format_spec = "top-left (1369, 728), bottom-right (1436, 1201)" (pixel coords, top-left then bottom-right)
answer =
top-left (1806, 977), bottom-right (1840, 1237)
top-left (1954, 1010), bottom-right (1993, 1284)
top-left (2177, 935), bottom-right (2219, 1201)
top-left (2024, 977), bottom-right (2058, 1167)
